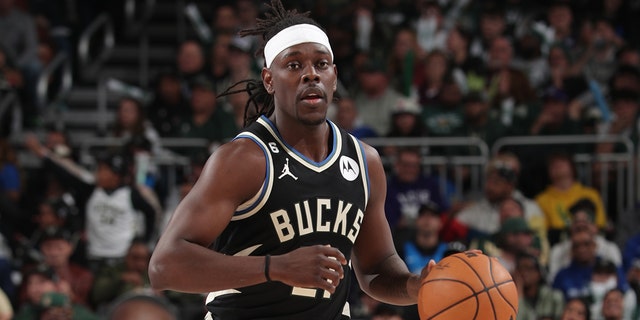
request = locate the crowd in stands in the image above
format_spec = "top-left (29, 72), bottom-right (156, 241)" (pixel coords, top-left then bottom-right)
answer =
top-left (2, 0), bottom-right (640, 319)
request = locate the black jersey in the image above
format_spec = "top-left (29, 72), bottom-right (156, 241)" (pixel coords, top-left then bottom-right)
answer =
top-left (206, 116), bottom-right (370, 320)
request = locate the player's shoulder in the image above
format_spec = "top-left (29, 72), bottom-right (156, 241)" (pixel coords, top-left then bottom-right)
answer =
top-left (357, 140), bottom-right (381, 163)
top-left (209, 138), bottom-right (266, 166)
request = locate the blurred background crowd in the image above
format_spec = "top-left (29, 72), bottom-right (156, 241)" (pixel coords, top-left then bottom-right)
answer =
top-left (2, 0), bottom-right (640, 319)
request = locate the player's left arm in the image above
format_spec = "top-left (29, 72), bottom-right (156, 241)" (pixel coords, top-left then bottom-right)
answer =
top-left (352, 144), bottom-right (434, 306)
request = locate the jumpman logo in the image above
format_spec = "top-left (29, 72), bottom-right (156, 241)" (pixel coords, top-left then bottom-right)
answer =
top-left (278, 158), bottom-right (298, 180)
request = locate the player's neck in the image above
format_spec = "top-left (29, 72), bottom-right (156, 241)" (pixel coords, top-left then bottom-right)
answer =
top-left (273, 116), bottom-right (332, 162)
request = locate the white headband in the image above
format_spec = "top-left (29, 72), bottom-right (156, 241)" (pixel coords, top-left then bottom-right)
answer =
top-left (263, 24), bottom-right (333, 68)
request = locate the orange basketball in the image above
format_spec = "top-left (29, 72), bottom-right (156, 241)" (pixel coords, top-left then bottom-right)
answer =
top-left (418, 252), bottom-right (518, 320)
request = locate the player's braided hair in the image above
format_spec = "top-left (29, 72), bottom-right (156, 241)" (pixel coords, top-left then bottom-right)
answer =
top-left (217, 0), bottom-right (323, 127)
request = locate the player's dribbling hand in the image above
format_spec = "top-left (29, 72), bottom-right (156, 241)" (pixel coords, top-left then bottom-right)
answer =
top-left (270, 245), bottom-right (347, 294)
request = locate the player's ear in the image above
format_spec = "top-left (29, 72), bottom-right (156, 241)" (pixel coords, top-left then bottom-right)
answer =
top-left (332, 65), bottom-right (337, 92)
top-left (262, 68), bottom-right (274, 94)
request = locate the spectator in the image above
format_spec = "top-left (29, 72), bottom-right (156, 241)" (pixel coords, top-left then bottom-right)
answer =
top-left (561, 298), bottom-right (591, 320)
top-left (588, 260), bottom-right (636, 320)
top-left (540, 44), bottom-right (589, 101)
top-left (445, 26), bottom-right (485, 94)
top-left (354, 60), bottom-right (403, 136)
top-left (546, 2), bottom-right (577, 52)
top-left (485, 37), bottom-right (538, 134)
top-left (451, 91), bottom-right (508, 151)
top-left (398, 202), bottom-right (449, 274)
top-left (535, 152), bottom-right (608, 244)
top-left (384, 147), bottom-right (447, 231)
top-left (212, 4), bottom-right (239, 35)
top-left (330, 97), bottom-right (378, 140)
top-left (384, 97), bottom-right (425, 157)
top-left (38, 227), bottom-right (93, 307)
top-left (387, 27), bottom-right (424, 97)
top-left (216, 35), bottom-right (259, 103)
top-left (529, 87), bottom-right (582, 136)
top-left (105, 293), bottom-right (177, 320)
top-left (413, 0), bottom-right (447, 54)
top-left (626, 258), bottom-right (640, 308)
top-left (421, 80), bottom-right (465, 139)
top-left (514, 253), bottom-right (564, 320)
top-left (573, 17), bottom-right (624, 87)
top-left (210, 33), bottom-right (232, 89)
top-left (616, 46), bottom-right (640, 68)
top-left (469, 4), bottom-right (507, 60)
top-left (599, 289), bottom-right (628, 320)
top-left (14, 265), bottom-right (98, 320)
top-left (548, 198), bottom-right (622, 283)
top-left (176, 40), bottom-right (210, 99)
top-left (25, 136), bottom-right (160, 273)
top-left (416, 49), bottom-right (451, 108)
top-left (175, 76), bottom-right (238, 153)
top-left (491, 217), bottom-right (539, 272)
top-left (552, 228), bottom-right (624, 301)
top-left (90, 240), bottom-right (152, 312)
top-left (513, 32), bottom-right (547, 89)
top-left (456, 154), bottom-right (547, 254)
top-left (596, 90), bottom-right (640, 153)
top-left (149, 71), bottom-right (189, 138)
top-left (111, 97), bottom-right (163, 157)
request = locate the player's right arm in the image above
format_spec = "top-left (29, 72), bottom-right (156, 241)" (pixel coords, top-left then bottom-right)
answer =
top-left (148, 138), bottom-right (345, 294)
top-left (149, 138), bottom-right (269, 293)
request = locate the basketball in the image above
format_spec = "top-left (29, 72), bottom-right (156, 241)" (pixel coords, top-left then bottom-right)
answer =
top-left (417, 252), bottom-right (518, 320)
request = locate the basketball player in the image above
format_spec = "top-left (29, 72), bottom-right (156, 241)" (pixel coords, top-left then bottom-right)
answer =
top-left (149, 1), bottom-right (435, 319)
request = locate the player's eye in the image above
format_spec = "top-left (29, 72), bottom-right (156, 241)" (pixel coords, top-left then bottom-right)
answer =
top-left (287, 62), bottom-right (301, 70)
top-left (317, 61), bottom-right (329, 69)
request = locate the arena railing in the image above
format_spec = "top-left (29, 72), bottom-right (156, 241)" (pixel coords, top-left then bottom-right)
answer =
top-left (362, 136), bottom-right (490, 202)
top-left (492, 134), bottom-right (635, 219)
top-left (37, 52), bottom-right (73, 128)
top-left (78, 13), bottom-right (115, 81)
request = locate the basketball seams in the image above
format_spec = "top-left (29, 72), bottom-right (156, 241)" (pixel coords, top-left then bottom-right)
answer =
top-left (451, 254), bottom-right (489, 289)
top-left (487, 256), bottom-right (498, 320)
top-left (488, 257), bottom-right (518, 316)
top-left (421, 278), bottom-right (478, 320)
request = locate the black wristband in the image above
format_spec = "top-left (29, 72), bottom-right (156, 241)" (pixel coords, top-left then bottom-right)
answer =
top-left (264, 254), bottom-right (272, 282)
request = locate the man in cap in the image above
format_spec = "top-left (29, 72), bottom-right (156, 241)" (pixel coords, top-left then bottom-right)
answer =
top-left (25, 135), bottom-right (160, 273)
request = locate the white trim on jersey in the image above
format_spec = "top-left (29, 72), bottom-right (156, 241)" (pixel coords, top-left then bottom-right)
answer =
top-left (350, 135), bottom-right (370, 209)
top-left (205, 244), bottom-right (261, 305)
top-left (257, 117), bottom-right (343, 172)
top-left (232, 132), bottom-right (275, 221)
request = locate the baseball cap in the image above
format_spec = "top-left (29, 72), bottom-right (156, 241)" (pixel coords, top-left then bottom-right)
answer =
top-left (392, 97), bottom-right (421, 115)
top-left (39, 227), bottom-right (72, 244)
top-left (499, 217), bottom-right (533, 234)
top-left (593, 259), bottom-right (617, 274)
top-left (97, 151), bottom-right (130, 177)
